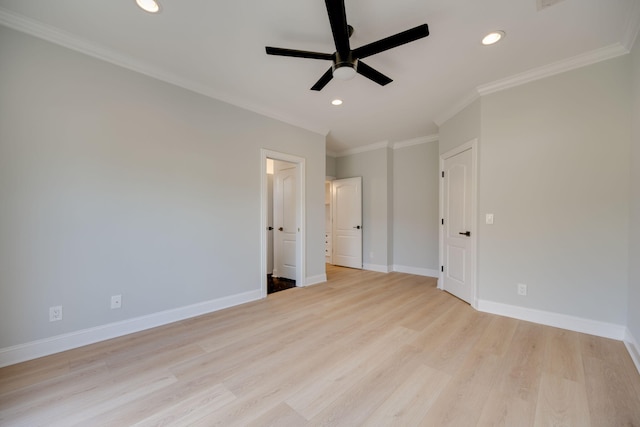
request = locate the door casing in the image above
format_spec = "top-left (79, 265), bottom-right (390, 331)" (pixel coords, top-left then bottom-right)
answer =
top-left (439, 139), bottom-right (478, 308)
top-left (261, 149), bottom-right (305, 298)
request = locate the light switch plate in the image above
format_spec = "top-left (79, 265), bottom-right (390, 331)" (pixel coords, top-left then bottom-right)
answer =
top-left (486, 214), bottom-right (494, 225)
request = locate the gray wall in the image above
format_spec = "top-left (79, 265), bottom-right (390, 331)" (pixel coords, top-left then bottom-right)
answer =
top-left (326, 155), bottom-right (336, 178)
top-left (440, 55), bottom-right (631, 325)
top-left (331, 142), bottom-right (440, 275)
top-left (439, 98), bottom-right (481, 155)
top-left (392, 142), bottom-right (440, 272)
top-left (336, 148), bottom-right (393, 270)
top-left (630, 39), bottom-right (640, 342)
top-left (480, 56), bottom-right (630, 324)
top-left (0, 27), bottom-right (326, 349)
top-left (386, 150), bottom-right (394, 267)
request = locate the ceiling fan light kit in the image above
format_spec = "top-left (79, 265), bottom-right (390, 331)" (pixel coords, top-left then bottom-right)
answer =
top-left (265, 0), bottom-right (429, 91)
top-left (333, 62), bottom-right (357, 80)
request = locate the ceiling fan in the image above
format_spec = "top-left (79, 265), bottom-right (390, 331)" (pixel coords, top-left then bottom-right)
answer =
top-left (265, 0), bottom-right (429, 91)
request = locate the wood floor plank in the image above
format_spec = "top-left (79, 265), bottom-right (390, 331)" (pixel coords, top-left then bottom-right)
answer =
top-left (130, 382), bottom-right (236, 427)
top-left (542, 327), bottom-right (585, 383)
top-left (420, 307), bottom-right (493, 375)
top-left (0, 362), bottom-right (111, 427)
top-left (472, 315), bottom-right (519, 357)
top-left (494, 321), bottom-right (547, 403)
top-left (533, 373), bottom-right (591, 427)
top-left (399, 287), bottom-right (453, 332)
top-left (244, 403), bottom-right (308, 427)
top-left (1, 264), bottom-right (639, 426)
top-left (421, 350), bottom-right (502, 426)
top-left (285, 326), bottom-right (419, 420)
top-left (476, 391), bottom-right (533, 427)
top-left (583, 355), bottom-right (640, 426)
top-left (0, 356), bottom-right (70, 395)
top-left (48, 376), bottom-right (177, 426)
top-left (475, 321), bottom-right (548, 427)
top-left (306, 344), bottom-right (423, 426)
top-left (362, 363), bottom-right (451, 425)
top-left (76, 373), bottom-right (231, 426)
top-left (3, 372), bottom-right (177, 427)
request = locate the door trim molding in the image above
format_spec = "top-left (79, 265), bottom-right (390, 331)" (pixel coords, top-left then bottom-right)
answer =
top-left (261, 149), bottom-right (306, 298)
top-left (439, 138), bottom-right (478, 308)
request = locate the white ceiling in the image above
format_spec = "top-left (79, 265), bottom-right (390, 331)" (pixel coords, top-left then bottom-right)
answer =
top-left (0, 0), bottom-right (638, 153)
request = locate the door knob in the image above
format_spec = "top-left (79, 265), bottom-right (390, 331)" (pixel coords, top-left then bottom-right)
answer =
top-left (459, 231), bottom-right (471, 236)
top-left (268, 226), bottom-right (273, 231)
top-left (353, 225), bottom-right (361, 229)
top-left (278, 227), bottom-right (284, 231)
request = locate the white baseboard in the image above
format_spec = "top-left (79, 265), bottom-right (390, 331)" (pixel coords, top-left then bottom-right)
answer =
top-left (363, 263), bottom-right (391, 273)
top-left (625, 328), bottom-right (640, 375)
top-left (477, 299), bottom-right (626, 340)
top-left (0, 289), bottom-right (262, 368)
top-left (392, 265), bottom-right (439, 278)
top-left (304, 274), bottom-right (327, 286)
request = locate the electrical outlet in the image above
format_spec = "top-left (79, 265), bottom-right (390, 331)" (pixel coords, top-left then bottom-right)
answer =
top-left (111, 295), bottom-right (122, 309)
top-left (49, 306), bottom-right (63, 322)
top-left (517, 283), bottom-right (527, 296)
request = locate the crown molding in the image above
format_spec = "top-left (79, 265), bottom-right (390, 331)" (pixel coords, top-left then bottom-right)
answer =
top-left (0, 8), bottom-right (329, 138)
top-left (326, 150), bottom-right (339, 158)
top-left (435, 42), bottom-right (630, 127)
top-left (334, 141), bottom-right (390, 157)
top-left (477, 43), bottom-right (629, 96)
top-left (393, 134), bottom-right (439, 150)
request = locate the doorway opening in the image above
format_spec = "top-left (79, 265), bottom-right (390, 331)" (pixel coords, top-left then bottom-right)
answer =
top-left (261, 150), bottom-right (306, 298)
top-left (266, 274), bottom-right (296, 294)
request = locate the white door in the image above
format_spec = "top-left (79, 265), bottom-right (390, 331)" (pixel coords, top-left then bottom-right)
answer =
top-left (273, 161), bottom-right (297, 280)
top-left (442, 147), bottom-right (474, 303)
top-left (267, 173), bottom-right (274, 274)
top-left (332, 177), bottom-right (362, 269)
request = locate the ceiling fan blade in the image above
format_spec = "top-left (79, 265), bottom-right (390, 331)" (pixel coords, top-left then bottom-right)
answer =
top-left (325, 0), bottom-right (351, 57)
top-left (352, 24), bottom-right (429, 59)
top-left (265, 47), bottom-right (334, 60)
top-left (311, 67), bottom-right (334, 91)
top-left (356, 61), bottom-right (392, 86)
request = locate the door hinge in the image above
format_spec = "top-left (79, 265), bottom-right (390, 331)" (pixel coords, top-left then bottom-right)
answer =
top-left (441, 171), bottom-right (444, 178)
top-left (441, 266), bottom-right (444, 272)
top-left (441, 218), bottom-right (444, 225)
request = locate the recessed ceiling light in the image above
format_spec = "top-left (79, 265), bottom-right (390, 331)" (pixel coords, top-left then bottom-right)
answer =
top-left (136, 0), bottom-right (160, 13)
top-left (482, 31), bottom-right (505, 46)
top-left (331, 99), bottom-right (343, 106)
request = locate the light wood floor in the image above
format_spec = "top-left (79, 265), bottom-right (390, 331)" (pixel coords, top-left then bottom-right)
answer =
top-left (2, 265), bottom-right (640, 426)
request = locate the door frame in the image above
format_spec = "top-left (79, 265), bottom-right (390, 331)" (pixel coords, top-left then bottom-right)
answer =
top-left (260, 149), bottom-right (306, 298)
top-left (439, 138), bottom-right (478, 308)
